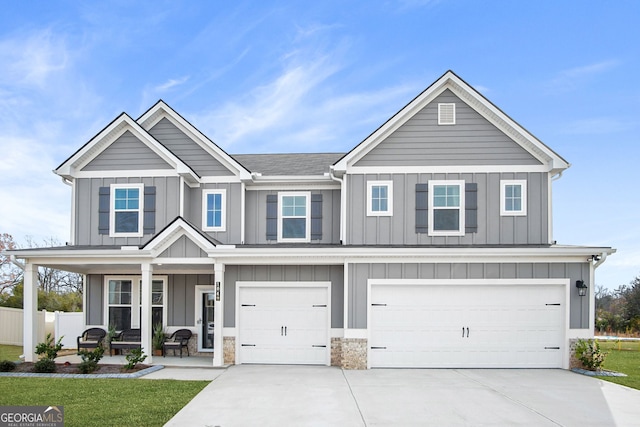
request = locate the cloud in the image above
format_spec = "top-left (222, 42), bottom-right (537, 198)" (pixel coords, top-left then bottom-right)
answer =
top-left (155, 76), bottom-right (190, 92)
top-left (546, 60), bottom-right (620, 92)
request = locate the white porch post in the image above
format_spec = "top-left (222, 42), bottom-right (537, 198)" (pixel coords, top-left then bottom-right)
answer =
top-left (141, 263), bottom-right (153, 363)
top-left (23, 262), bottom-right (38, 362)
top-left (213, 263), bottom-right (225, 367)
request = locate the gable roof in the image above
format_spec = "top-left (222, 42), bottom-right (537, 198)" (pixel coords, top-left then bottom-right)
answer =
top-left (232, 153), bottom-right (345, 176)
top-left (141, 216), bottom-right (233, 257)
top-left (55, 112), bottom-right (200, 184)
top-left (137, 100), bottom-right (251, 180)
top-left (332, 70), bottom-right (570, 175)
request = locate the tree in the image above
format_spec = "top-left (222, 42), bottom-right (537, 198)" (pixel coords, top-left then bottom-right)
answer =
top-left (0, 233), bottom-right (22, 296)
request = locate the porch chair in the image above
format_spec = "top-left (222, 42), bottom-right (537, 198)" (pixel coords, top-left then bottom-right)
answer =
top-left (77, 328), bottom-right (107, 354)
top-left (163, 329), bottom-right (192, 358)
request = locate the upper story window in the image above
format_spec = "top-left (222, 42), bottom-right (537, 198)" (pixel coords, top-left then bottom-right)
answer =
top-left (500, 180), bottom-right (527, 216)
top-left (367, 181), bottom-right (393, 216)
top-left (278, 192), bottom-right (310, 242)
top-left (202, 189), bottom-right (226, 231)
top-left (428, 180), bottom-right (465, 236)
top-left (438, 103), bottom-right (456, 125)
top-left (110, 183), bottom-right (144, 237)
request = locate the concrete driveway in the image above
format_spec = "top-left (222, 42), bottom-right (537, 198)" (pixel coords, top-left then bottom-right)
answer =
top-left (165, 366), bottom-right (640, 426)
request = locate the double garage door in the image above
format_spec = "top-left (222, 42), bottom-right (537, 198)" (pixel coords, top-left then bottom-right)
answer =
top-left (236, 282), bottom-right (330, 365)
top-left (369, 280), bottom-right (567, 368)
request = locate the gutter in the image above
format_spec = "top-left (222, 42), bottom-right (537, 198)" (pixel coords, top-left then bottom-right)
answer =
top-left (329, 167), bottom-right (346, 244)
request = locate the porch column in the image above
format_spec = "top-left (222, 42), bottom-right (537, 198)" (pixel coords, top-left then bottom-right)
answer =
top-left (141, 262), bottom-right (153, 363)
top-left (213, 263), bottom-right (225, 367)
top-left (23, 262), bottom-right (38, 362)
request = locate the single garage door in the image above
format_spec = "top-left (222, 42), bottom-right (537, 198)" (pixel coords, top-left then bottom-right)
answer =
top-left (237, 283), bottom-right (330, 365)
top-left (369, 281), bottom-right (566, 368)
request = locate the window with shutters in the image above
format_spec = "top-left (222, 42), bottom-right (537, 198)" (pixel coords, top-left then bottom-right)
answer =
top-left (367, 181), bottom-right (393, 216)
top-left (438, 103), bottom-right (456, 125)
top-left (428, 180), bottom-right (465, 236)
top-left (278, 192), bottom-right (310, 242)
top-left (202, 189), bottom-right (226, 231)
top-left (500, 180), bottom-right (527, 216)
top-left (110, 183), bottom-right (144, 237)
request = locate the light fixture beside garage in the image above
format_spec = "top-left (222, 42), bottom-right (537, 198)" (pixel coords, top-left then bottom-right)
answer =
top-left (575, 280), bottom-right (588, 297)
top-left (215, 282), bottom-right (221, 301)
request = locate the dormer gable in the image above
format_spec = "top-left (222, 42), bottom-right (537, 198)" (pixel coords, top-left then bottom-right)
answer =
top-left (137, 100), bottom-right (251, 180)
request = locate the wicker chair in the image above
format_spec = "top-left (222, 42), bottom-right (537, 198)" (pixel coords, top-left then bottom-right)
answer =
top-left (162, 329), bottom-right (192, 358)
top-left (77, 328), bottom-right (107, 354)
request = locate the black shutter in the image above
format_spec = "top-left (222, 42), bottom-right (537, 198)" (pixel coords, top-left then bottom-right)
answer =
top-left (465, 183), bottom-right (478, 233)
top-left (415, 183), bottom-right (429, 233)
top-left (98, 187), bottom-right (110, 235)
top-left (143, 186), bottom-right (156, 235)
top-left (266, 194), bottom-right (277, 240)
top-left (310, 194), bottom-right (323, 240)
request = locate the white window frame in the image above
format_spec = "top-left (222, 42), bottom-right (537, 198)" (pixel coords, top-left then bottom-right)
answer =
top-left (277, 191), bottom-right (311, 243)
top-left (109, 183), bottom-right (144, 237)
top-left (428, 180), bottom-right (465, 236)
top-left (104, 275), bottom-right (167, 331)
top-left (367, 181), bottom-right (393, 216)
top-left (202, 189), bottom-right (227, 231)
top-left (438, 103), bottom-right (456, 125)
top-left (500, 180), bottom-right (527, 216)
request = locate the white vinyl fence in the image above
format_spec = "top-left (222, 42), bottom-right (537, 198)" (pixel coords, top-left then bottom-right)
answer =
top-left (0, 306), bottom-right (80, 349)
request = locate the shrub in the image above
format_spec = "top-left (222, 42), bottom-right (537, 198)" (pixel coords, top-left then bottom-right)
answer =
top-left (123, 348), bottom-right (147, 370)
top-left (78, 345), bottom-right (105, 374)
top-left (35, 333), bottom-right (64, 361)
top-left (0, 360), bottom-right (16, 372)
top-left (34, 359), bottom-right (56, 373)
top-left (575, 339), bottom-right (608, 370)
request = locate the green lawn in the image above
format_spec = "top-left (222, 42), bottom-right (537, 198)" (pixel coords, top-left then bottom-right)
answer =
top-left (596, 340), bottom-right (640, 390)
top-left (0, 377), bottom-right (209, 426)
top-left (0, 344), bottom-right (22, 361)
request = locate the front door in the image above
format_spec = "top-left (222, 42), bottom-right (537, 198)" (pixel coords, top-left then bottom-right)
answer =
top-left (196, 286), bottom-right (215, 352)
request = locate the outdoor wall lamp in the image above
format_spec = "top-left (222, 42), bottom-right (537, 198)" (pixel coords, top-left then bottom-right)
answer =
top-left (575, 280), bottom-right (588, 297)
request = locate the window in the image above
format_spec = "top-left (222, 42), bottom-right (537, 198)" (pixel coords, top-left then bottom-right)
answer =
top-left (110, 183), bottom-right (144, 237)
top-left (438, 103), bottom-right (456, 125)
top-left (105, 276), bottom-right (166, 331)
top-left (278, 192), bottom-right (310, 242)
top-left (501, 180), bottom-right (527, 216)
top-left (202, 189), bottom-right (226, 231)
top-left (429, 180), bottom-right (465, 236)
top-left (367, 181), bottom-right (393, 216)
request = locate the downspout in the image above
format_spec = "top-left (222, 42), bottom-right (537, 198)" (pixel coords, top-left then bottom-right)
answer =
top-left (329, 167), bottom-right (345, 245)
top-left (60, 177), bottom-right (75, 244)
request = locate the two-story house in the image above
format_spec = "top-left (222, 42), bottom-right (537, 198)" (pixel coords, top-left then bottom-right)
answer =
top-left (12, 70), bottom-right (614, 369)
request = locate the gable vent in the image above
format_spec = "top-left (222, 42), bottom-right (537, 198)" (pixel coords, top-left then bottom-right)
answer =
top-left (438, 103), bottom-right (456, 125)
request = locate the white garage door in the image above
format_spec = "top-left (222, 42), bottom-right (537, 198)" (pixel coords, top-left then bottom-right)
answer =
top-left (237, 283), bottom-right (330, 365)
top-left (369, 281), bottom-right (566, 368)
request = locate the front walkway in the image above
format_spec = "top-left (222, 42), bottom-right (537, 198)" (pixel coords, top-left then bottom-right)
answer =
top-left (166, 366), bottom-right (640, 426)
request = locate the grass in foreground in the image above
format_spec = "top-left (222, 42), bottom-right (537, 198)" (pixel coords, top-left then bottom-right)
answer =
top-left (0, 344), bottom-right (22, 361)
top-left (596, 340), bottom-right (640, 390)
top-left (0, 377), bottom-right (209, 427)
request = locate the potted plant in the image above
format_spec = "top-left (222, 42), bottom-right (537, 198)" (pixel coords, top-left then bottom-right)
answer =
top-left (152, 323), bottom-right (165, 356)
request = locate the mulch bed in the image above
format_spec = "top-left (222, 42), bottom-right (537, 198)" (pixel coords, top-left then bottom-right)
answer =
top-left (11, 362), bottom-right (149, 375)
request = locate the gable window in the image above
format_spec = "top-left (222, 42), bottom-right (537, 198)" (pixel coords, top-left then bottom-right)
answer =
top-left (278, 192), bottom-right (310, 242)
top-left (438, 103), bottom-right (456, 125)
top-left (106, 276), bottom-right (167, 332)
top-left (501, 180), bottom-right (527, 216)
top-left (367, 181), bottom-right (393, 216)
top-left (202, 189), bottom-right (226, 231)
top-left (428, 180), bottom-right (465, 236)
top-left (110, 183), bottom-right (144, 237)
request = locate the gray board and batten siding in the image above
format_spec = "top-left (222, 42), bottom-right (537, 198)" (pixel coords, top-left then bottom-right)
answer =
top-left (354, 90), bottom-right (542, 167)
top-left (82, 130), bottom-right (173, 171)
top-left (347, 172), bottom-right (548, 246)
top-left (85, 273), bottom-right (214, 327)
top-left (223, 265), bottom-right (344, 329)
top-left (185, 183), bottom-right (243, 244)
top-left (347, 262), bottom-right (591, 330)
top-left (148, 117), bottom-right (234, 177)
top-left (74, 176), bottom-right (180, 246)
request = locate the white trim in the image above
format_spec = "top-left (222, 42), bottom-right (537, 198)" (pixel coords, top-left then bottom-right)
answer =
top-left (103, 275), bottom-right (168, 331)
top-left (500, 180), bottom-right (527, 216)
top-left (73, 170), bottom-right (182, 179)
top-left (277, 191), bottom-right (311, 243)
top-left (428, 180), bottom-right (465, 236)
top-left (202, 189), bottom-right (227, 232)
top-left (199, 176), bottom-right (243, 184)
top-left (195, 285), bottom-right (216, 353)
top-left (109, 183), bottom-right (144, 238)
top-left (438, 102), bottom-right (456, 125)
top-left (348, 165), bottom-right (552, 174)
top-left (245, 183), bottom-right (339, 191)
top-left (366, 180), bottom-right (393, 216)
top-left (240, 182), bottom-right (246, 244)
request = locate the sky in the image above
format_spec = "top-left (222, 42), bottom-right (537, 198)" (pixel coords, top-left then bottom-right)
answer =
top-left (0, 0), bottom-right (638, 290)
